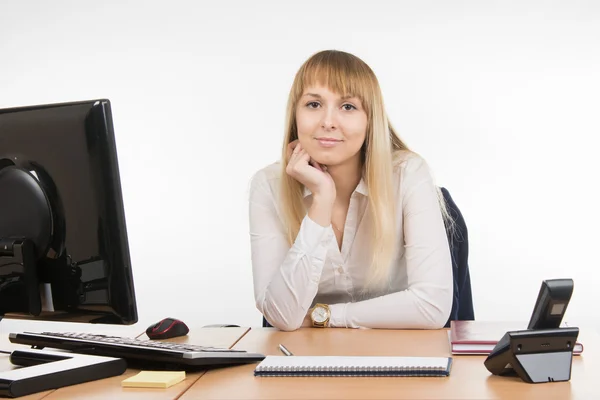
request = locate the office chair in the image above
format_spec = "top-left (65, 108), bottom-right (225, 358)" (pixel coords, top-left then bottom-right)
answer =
top-left (261, 187), bottom-right (475, 328)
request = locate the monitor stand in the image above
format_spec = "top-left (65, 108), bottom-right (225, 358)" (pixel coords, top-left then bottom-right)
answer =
top-left (0, 347), bottom-right (126, 397)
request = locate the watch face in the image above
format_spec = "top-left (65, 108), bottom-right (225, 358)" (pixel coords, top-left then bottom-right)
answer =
top-left (311, 306), bottom-right (328, 323)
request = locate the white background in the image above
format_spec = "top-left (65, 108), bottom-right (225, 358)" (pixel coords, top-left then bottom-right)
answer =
top-left (1, 0), bottom-right (599, 332)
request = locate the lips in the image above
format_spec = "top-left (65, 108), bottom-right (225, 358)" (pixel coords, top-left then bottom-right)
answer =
top-left (315, 137), bottom-right (342, 148)
top-left (316, 137), bottom-right (341, 142)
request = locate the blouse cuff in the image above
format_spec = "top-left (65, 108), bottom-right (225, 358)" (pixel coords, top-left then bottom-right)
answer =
top-left (295, 215), bottom-right (333, 262)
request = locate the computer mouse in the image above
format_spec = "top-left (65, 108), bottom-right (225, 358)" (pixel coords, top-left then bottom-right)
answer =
top-left (146, 317), bottom-right (189, 340)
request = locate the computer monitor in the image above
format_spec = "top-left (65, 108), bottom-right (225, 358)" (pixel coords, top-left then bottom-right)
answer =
top-left (0, 99), bottom-right (137, 325)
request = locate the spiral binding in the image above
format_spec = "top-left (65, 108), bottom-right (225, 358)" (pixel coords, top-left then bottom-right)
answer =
top-left (255, 363), bottom-right (446, 377)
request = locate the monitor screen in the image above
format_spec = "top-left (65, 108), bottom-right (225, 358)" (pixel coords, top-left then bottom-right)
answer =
top-left (0, 99), bottom-right (137, 324)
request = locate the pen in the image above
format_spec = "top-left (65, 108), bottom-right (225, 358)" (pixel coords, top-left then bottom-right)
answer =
top-left (278, 344), bottom-right (294, 356)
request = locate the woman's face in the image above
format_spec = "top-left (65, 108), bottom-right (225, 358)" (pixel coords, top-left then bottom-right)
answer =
top-left (295, 85), bottom-right (367, 167)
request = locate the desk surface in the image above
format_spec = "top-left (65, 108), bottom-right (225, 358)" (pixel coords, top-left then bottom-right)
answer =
top-left (182, 327), bottom-right (600, 400)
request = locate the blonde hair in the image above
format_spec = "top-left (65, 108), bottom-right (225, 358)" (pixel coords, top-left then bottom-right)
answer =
top-left (279, 50), bottom-right (451, 290)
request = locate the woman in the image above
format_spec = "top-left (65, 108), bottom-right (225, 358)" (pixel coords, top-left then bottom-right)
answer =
top-left (249, 50), bottom-right (453, 331)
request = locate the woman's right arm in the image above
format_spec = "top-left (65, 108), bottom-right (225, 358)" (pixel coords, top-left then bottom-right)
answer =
top-left (249, 170), bottom-right (334, 331)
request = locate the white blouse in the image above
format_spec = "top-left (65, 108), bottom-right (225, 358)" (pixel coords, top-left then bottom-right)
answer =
top-left (248, 151), bottom-right (453, 331)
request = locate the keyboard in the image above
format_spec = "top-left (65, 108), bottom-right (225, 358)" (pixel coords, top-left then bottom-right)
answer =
top-left (8, 331), bottom-right (265, 369)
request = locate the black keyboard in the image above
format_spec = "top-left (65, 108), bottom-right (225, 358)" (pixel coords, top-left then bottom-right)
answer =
top-left (9, 331), bottom-right (265, 369)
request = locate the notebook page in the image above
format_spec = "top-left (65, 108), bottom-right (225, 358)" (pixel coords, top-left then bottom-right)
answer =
top-left (257, 356), bottom-right (449, 369)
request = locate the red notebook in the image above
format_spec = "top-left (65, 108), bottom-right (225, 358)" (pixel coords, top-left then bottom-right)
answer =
top-left (449, 320), bottom-right (584, 355)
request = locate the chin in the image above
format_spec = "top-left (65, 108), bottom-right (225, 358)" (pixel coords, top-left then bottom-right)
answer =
top-left (310, 152), bottom-right (341, 166)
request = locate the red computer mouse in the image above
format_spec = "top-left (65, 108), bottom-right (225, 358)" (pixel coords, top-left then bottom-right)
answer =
top-left (146, 317), bottom-right (189, 340)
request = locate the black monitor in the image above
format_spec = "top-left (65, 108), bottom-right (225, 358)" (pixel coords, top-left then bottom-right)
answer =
top-left (0, 99), bottom-right (137, 325)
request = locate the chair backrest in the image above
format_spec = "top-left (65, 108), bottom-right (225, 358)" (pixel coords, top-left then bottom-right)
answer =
top-left (262, 187), bottom-right (474, 329)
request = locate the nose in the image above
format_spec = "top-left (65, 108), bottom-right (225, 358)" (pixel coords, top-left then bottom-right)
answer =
top-left (321, 108), bottom-right (337, 131)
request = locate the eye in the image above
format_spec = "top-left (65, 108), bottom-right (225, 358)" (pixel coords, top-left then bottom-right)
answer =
top-left (306, 101), bottom-right (320, 109)
top-left (342, 104), bottom-right (356, 111)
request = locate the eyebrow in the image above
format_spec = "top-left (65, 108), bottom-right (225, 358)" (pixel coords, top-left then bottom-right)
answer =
top-left (304, 93), bottom-right (357, 100)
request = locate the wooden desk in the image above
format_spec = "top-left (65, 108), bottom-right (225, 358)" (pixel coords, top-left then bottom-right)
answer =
top-left (42, 326), bottom-right (250, 400)
top-left (182, 327), bottom-right (600, 400)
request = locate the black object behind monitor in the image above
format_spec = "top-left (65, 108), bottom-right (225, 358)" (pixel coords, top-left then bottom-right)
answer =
top-left (0, 99), bottom-right (137, 325)
top-left (527, 278), bottom-right (573, 330)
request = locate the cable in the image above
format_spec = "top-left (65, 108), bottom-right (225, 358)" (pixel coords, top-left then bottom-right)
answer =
top-left (0, 350), bottom-right (12, 355)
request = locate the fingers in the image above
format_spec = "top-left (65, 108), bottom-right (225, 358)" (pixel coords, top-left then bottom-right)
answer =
top-left (309, 159), bottom-right (322, 171)
top-left (293, 148), bottom-right (309, 164)
top-left (300, 150), bottom-right (311, 166)
top-left (289, 142), bottom-right (303, 163)
top-left (287, 144), bottom-right (305, 172)
top-left (287, 140), bottom-right (299, 159)
top-left (289, 139), bottom-right (299, 150)
top-left (290, 144), bottom-right (325, 172)
top-left (288, 142), bottom-right (321, 174)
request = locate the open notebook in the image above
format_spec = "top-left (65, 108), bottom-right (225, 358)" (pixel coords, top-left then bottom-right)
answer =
top-left (254, 356), bottom-right (452, 377)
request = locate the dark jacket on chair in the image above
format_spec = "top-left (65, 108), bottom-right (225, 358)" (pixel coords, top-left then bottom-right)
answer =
top-left (262, 187), bottom-right (475, 328)
top-left (440, 187), bottom-right (474, 327)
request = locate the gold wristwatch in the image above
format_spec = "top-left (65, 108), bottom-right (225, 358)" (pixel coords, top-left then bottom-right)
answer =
top-left (310, 303), bottom-right (331, 328)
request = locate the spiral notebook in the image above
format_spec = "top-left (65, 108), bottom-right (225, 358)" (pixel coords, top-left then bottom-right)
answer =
top-left (254, 356), bottom-right (452, 377)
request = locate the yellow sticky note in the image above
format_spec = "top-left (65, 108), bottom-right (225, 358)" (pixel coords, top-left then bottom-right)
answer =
top-left (121, 371), bottom-right (186, 389)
